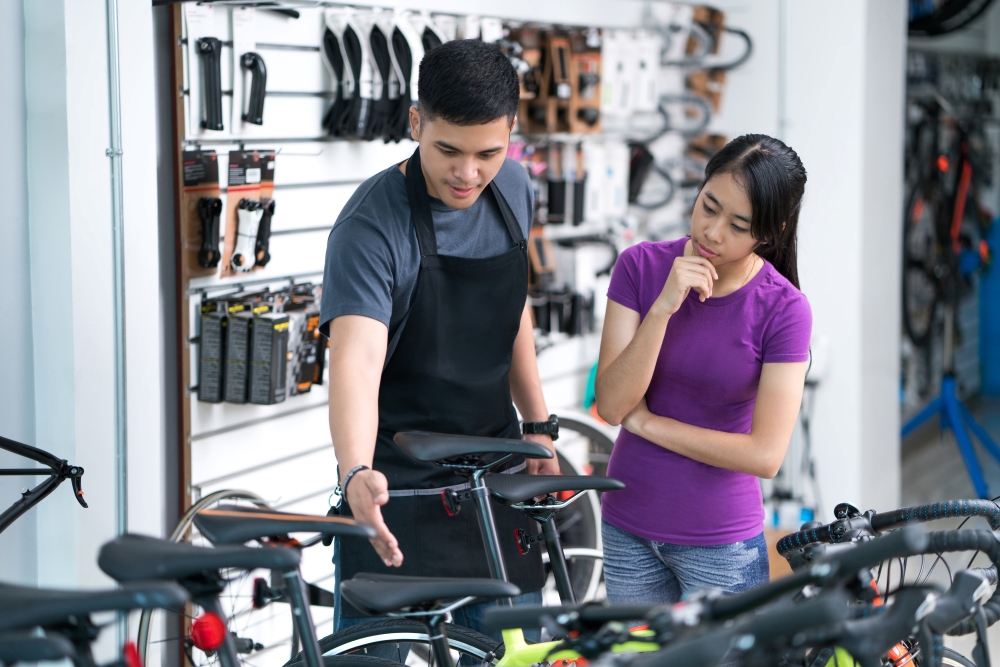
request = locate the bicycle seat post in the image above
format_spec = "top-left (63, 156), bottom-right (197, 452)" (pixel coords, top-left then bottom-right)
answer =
top-left (469, 469), bottom-right (514, 606)
top-left (282, 569), bottom-right (326, 667)
top-left (540, 516), bottom-right (575, 604)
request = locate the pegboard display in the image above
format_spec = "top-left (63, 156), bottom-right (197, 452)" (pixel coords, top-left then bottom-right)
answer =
top-left (166, 3), bottom-right (752, 661)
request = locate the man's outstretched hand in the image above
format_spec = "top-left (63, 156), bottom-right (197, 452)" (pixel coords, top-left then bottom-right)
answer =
top-left (524, 433), bottom-right (561, 476)
top-left (345, 469), bottom-right (403, 567)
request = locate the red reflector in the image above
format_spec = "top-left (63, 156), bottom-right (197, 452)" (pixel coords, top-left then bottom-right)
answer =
top-left (911, 197), bottom-right (924, 224)
top-left (191, 612), bottom-right (227, 651)
top-left (981, 239), bottom-right (990, 263)
top-left (937, 155), bottom-right (949, 172)
top-left (123, 642), bottom-right (143, 667)
top-left (515, 529), bottom-right (526, 556)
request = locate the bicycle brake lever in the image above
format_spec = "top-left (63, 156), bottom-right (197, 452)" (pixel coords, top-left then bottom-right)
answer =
top-left (241, 52), bottom-right (267, 125)
top-left (68, 465), bottom-right (89, 508)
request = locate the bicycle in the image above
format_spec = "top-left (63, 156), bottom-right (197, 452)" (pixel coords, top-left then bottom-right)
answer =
top-left (0, 435), bottom-right (87, 534)
top-left (102, 509), bottom-right (403, 667)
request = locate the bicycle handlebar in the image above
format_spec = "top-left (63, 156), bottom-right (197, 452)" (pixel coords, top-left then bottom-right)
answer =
top-left (776, 499), bottom-right (1000, 556)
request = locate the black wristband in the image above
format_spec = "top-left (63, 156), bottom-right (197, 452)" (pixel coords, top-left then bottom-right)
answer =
top-left (341, 465), bottom-right (370, 500)
top-left (522, 414), bottom-right (559, 441)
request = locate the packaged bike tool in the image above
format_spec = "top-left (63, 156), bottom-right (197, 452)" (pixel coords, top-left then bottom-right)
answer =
top-left (284, 300), bottom-right (322, 397)
top-left (249, 311), bottom-right (289, 405)
top-left (222, 293), bottom-right (272, 404)
top-left (181, 150), bottom-right (222, 278)
top-left (197, 299), bottom-right (226, 403)
top-left (220, 150), bottom-right (275, 277)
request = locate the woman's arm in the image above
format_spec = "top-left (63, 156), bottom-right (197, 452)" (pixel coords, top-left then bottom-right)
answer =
top-left (595, 245), bottom-right (718, 425)
top-left (622, 361), bottom-right (808, 478)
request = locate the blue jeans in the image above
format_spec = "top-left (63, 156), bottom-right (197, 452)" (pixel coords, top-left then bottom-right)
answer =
top-left (331, 536), bottom-right (542, 659)
top-left (601, 519), bottom-right (769, 605)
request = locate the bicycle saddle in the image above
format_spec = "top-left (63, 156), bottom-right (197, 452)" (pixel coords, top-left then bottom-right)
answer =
top-left (0, 580), bottom-right (187, 633)
top-left (98, 533), bottom-right (300, 582)
top-left (394, 432), bottom-right (553, 464)
top-left (486, 474), bottom-right (625, 504)
top-left (341, 573), bottom-right (520, 616)
top-left (193, 506), bottom-right (376, 545)
top-left (0, 632), bottom-right (75, 663)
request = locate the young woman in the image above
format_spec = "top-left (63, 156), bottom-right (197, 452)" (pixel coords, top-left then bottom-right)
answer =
top-left (595, 134), bottom-right (811, 604)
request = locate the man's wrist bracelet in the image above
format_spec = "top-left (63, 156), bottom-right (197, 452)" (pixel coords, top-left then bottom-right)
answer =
top-left (341, 465), bottom-right (370, 499)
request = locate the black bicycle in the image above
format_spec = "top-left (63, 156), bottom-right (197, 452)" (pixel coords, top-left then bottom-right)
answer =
top-left (0, 435), bottom-right (88, 534)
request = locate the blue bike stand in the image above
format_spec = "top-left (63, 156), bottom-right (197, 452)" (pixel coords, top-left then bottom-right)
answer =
top-left (902, 374), bottom-right (1000, 498)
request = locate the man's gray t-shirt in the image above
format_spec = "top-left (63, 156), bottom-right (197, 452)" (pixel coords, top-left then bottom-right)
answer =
top-left (319, 157), bottom-right (533, 343)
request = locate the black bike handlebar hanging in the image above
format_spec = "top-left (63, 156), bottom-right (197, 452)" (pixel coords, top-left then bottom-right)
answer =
top-left (0, 435), bottom-right (87, 535)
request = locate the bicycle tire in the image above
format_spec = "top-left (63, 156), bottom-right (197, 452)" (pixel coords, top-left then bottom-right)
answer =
top-left (311, 619), bottom-right (503, 667)
top-left (938, 647), bottom-right (977, 667)
top-left (902, 183), bottom-right (941, 348)
top-left (136, 489), bottom-right (306, 667)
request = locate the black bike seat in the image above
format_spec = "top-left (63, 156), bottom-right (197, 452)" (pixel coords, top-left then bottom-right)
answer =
top-left (98, 533), bottom-right (300, 582)
top-left (193, 506), bottom-right (376, 545)
top-left (341, 573), bottom-right (520, 616)
top-left (394, 432), bottom-right (553, 464)
top-left (0, 581), bottom-right (187, 633)
top-left (486, 474), bottom-right (625, 504)
top-left (0, 632), bottom-right (75, 663)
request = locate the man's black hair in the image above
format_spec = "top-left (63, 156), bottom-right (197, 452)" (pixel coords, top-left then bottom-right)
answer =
top-left (418, 39), bottom-right (519, 126)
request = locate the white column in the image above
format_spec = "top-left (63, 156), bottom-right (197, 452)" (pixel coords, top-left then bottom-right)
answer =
top-left (22, 0), bottom-right (163, 592)
top-left (786, 0), bottom-right (907, 517)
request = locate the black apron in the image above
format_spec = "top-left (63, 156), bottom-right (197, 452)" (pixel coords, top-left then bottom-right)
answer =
top-left (339, 147), bottom-right (544, 615)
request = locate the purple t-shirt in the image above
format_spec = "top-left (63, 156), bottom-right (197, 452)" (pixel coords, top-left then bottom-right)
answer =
top-left (602, 238), bottom-right (812, 545)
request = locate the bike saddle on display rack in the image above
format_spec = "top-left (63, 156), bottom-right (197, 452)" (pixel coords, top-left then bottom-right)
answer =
top-left (393, 431), bottom-right (553, 465)
top-left (97, 533), bottom-right (300, 582)
top-left (192, 505), bottom-right (376, 546)
top-left (341, 573), bottom-right (519, 616)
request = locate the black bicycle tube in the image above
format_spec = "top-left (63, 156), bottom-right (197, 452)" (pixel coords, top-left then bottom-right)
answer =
top-left (241, 52), bottom-right (267, 125)
top-left (283, 570), bottom-right (325, 667)
top-left (469, 482), bottom-right (512, 603)
top-left (197, 596), bottom-right (241, 667)
top-left (0, 435), bottom-right (65, 469)
top-left (198, 37), bottom-right (224, 131)
top-left (541, 517), bottom-right (576, 604)
top-left (0, 474), bottom-right (63, 534)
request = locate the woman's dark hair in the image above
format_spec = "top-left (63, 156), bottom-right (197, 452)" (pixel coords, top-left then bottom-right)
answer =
top-left (418, 39), bottom-right (519, 126)
top-left (700, 134), bottom-right (807, 289)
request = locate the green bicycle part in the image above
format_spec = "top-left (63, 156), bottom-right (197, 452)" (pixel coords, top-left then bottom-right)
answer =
top-left (496, 628), bottom-right (660, 667)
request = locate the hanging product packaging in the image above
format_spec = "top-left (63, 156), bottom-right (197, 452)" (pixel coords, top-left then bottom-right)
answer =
top-left (321, 11), bottom-right (349, 137)
top-left (220, 150), bottom-right (275, 277)
top-left (249, 311), bottom-right (289, 405)
top-left (181, 150), bottom-right (222, 277)
top-left (410, 11), bottom-right (446, 52)
top-left (198, 299), bottom-right (226, 403)
top-left (360, 9), bottom-right (393, 141)
top-left (331, 8), bottom-right (373, 139)
top-left (386, 9), bottom-right (423, 142)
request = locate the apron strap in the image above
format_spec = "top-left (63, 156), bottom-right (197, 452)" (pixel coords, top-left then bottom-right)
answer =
top-left (488, 180), bottom-right (526, 246)
top-left (404, 146), bottom-right (438, 256)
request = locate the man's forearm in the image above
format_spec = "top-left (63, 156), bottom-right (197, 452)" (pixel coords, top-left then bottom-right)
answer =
top-left (327, 316), bottom-right (388, 484)
top-left (509, 304), bottom-right (550, 422)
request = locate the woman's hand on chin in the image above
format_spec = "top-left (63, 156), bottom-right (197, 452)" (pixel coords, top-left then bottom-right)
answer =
top-left (622, 397), bottom-right (651, 436)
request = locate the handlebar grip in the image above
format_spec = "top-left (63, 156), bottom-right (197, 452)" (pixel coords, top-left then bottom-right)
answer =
top-left (776, 523), bottom-right (833, 556)
top-left (630, 627), bottom-right (733, 667)
top-left (870, 500), bottom-right (1000, 532)
top-left (820, 525), bottom-right (929, 575)
top-left (738, 591), bottom-right (851, 643)
top-left (482, 604), bottom-right (656, 632)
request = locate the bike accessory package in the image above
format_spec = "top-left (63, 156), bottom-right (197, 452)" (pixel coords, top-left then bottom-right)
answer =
top-left (386, 9), bottom-right (423, 143)
top-left (326, 8), bottom-right (372, 139)
top-left (231, 199), bottom-right (263, 273)
top-left (321, 13), bottom-right (350, 137)
top-left (249, 311), bottom-right (289, 405)
top-left (180, 150), bottom-right (221, 278)
top-left (240, 52), bottom-right (267, 125)
top-left (284, 301), bottom-right (321, 397)
top-left (366, 9), bottom-right (397, 142)
top-left (223, 305), bottom-right (253, 404)
top-left (410, 10), bottom-right (446, 53)
top-left (220, 150), bottom-right (275, 277)
top-left (198, 299), bottom-right (226, 403)
top-left (197, 197), bottom-right (222, 268)
top-left (254, 198), bottom-right (275, 267)
top-left (197, 37), bottom-right (224, 131)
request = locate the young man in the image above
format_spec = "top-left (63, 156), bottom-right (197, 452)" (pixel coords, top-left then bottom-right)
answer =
top-left (320, 39), bottom-right (560, 635)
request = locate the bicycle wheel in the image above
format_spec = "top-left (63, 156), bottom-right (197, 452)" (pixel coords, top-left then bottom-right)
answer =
top-left (902, 184), bottom-right (941, 348)
top-left (938, 648), bottom-right (976, 667)
top-left (553, 411), bottom-right (619, 602)
top-left (314, 619), bottom-right (503, 667)
top-left (137, 490), bottom-right (304, 667)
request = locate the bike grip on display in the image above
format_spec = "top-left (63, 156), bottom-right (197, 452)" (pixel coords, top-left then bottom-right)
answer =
top-left (241, 52), bottom-right (267, 125)
top-left (823, 525), bottom-right (929, 576)
top-left (482, 603), bottom-right (656, 632)
top-left (629, 627), bottom-right (733, 667)
top-left (198, 37), bottom-right (224, 131)
top-left (870, 500), bottom-right (1000, 532)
